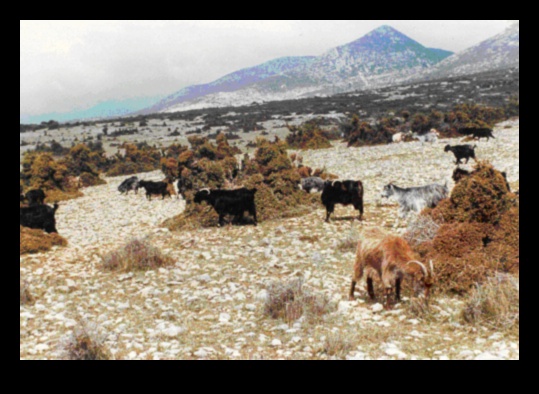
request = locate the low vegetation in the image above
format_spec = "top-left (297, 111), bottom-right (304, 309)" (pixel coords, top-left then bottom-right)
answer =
top-left (102, 239), bottom-right (174, 272)
top-left (59, 320), bottom-right (111, 361)
top-left (20, 226), bottom-right (68, 255)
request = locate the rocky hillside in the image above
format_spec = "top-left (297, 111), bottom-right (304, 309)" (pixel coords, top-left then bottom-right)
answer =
top-left (417, 23), bottom-right (520, 81)
top-left (160, 26), bottom-right (453, 113)
top-left (20, 121), bottom-right (519, 360)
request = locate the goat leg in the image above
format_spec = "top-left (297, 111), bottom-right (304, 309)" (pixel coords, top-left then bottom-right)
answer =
top-left (349, 281), bottom-right (357, 301)
top-left (367, 278), bottom-right (375, 300)
top-left (396, 278), bottom-right (402, 303)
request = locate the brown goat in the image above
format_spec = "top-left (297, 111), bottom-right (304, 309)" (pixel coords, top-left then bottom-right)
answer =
top-left (350, 228), bottom-right (435, 309)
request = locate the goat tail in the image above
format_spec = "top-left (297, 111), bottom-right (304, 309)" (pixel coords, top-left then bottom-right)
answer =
top-left (53, 203), bottom-right (59, 212)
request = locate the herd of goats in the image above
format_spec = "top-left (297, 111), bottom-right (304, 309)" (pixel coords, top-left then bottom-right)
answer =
top-left (19, 126), bottom-right (507, 308)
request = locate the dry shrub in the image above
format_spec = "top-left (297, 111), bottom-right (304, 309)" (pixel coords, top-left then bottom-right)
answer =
top-left (106, 143), bottom-right (162, 177)
top-left (405, 214), bottom-right (441, 246)
top-left (286, 121), bottom-right (332, 150)
top-left (165, 138), bottom-right (321, 230)
top-left (322, 334), bottom-right (356, 358)
top-left (60, 320), bottom-right (111, 361)
top-left (20, 226), bottom-right (68, 255)
top-left (264, 279), bottom-right (334, 325)
top-left (430, 162), bottom-right (513, 225)
top-left (461, 275), bottom-right (519, 331)
top-left (102, 239), bottom-right (174, 272)
top-left (416, 161), bottom-right (519, 294)
top-left (20, 277), bottom-right (33, 305)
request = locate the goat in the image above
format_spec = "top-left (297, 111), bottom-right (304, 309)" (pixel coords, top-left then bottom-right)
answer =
top-left (300, 177), bottom-right (325, 193)
top-left (444, 144), bottom-right (477, 165)
top-left (20, 203), bottom-right (59, 234)
top-left (118, 176), bottom-right (140, 195)
top-left (194, 188), bottom-right (258, 227)
top-left (321, 180), bottom-right (364, 222)
top-left (350, 228), bottom-right (435, 309)
top-left (381, 183), bottom-right (448, 218)
top-left (25, 189), bottom-right (46, 206)
top-left (138, 180), bottom-right (171, 201)
top-left (459, 127), bottom-right (495, 141)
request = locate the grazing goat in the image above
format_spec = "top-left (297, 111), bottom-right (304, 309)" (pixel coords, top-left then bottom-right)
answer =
top-left (118, 176), bottom-right (140, 195)
top-left (350, 228), bottom-right (435, 309)
top-left (459, 127), bottom-right (495, 141)
top-left (194, 188), bottom-right (258, 227)
top-left (301, 177), bottom-right (325, 193)
top-left (381, 183), bottom-right (448, 218)
top-left (138, 180), bottom-right (171, 201)
top-left (20, 203), bottom-right (59, 234)
top-left (321, 180), bottom-right (364, 222)
top-left (25, 189), bottom-right (46, 206)
top-left (444, 144), bottom-right (477, 165)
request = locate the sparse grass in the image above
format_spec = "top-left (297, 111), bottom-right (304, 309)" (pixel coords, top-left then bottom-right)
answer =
top-left (102, 239), bottom-right (174, 272)
top-left (337, 227), bottom-right (360, 253)
top-left (263, 279), bottom-right (335, 325)
top-left (322, 334), bottom-right (356, 358)
top-left (20, 277), bottom-right (33, 306)
top-left (59, 320), bottom-right (111, 361)
top-left (299, 235), bottom-right (319, 244)
top-left (461, 274), bottom-right (519, 332)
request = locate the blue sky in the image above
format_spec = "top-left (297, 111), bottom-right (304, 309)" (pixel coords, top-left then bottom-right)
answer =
top-left (20, 20), bottom-right (516, 119)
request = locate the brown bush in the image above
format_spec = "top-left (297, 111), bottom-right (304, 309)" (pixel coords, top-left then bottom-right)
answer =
top-left (20, 226), bottom-right (68, 255)
top-left (165, 138), bottom-right (321, 230)
top-left (286, 121), bottom-right (332, 150)
top-left (102, 239), bottom-right (174, 272)
top-left (416, 161), bottom-right (519, 294)
top-left (106, 143), bottom-right (162, 177)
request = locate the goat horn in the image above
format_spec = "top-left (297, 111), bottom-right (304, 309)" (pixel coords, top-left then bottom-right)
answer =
top-left (429, 260), bottom-right (434, 275)
top-left (407, 261), bottom-right (429, 278)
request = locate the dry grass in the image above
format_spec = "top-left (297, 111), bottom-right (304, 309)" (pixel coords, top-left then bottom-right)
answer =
top-left (20, 277), bottom-right (33, 306)
top-left (322, 334), bottom-right (357, 358)
top-left (405, 214), bottom-right (441, 246)
top-left (59, 320), bottom-right (111, 361)
top-left (337, 227), bottom-right (360, 253)
top-left (263, 279), bottom-right (335, 325)
top-left (20, 226), bottom-right (68, 256)
top-left (461, 274), bottom-right (519, 332)
top-left (102, 239), bottom-right (174, 272)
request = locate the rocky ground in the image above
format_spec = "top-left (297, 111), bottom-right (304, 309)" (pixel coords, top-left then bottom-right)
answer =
top-left (20, 120), bottom-right (519, 360)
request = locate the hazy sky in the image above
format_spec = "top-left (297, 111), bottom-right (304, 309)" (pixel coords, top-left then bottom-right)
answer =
top-left (20, 20), bottom-right (516, 116)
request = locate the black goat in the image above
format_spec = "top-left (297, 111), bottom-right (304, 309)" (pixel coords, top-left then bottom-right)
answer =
top-left (118, 177), bottom-right (140, 195)
top-left (25, 189), bottom-right (46, 206)
top-left (321, 180), bottom-right (364, 222)
top-left (138, 180), bottom-right (171, 201)
top-left (194, 188), bottom-right (258, 227)
top-left (445, 144), bottom-right (477, 165)
top-left (20, 203), bottom-right (59, 234)
top-left (459, 127), bottom-right (495, 141)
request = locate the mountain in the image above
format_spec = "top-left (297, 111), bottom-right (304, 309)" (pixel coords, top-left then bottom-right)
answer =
top-left (154, 25), bottom-right (454, 113)
top-left (418, 23), bottom-right (519, 80)
top-left (143, 56), bottom-right (316, 114)
top-left (21, 95), bottom-right (164, 125)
